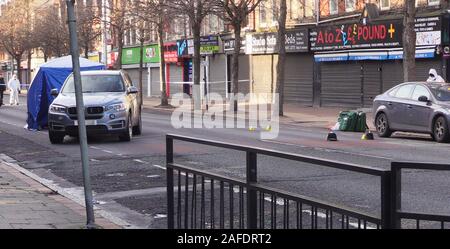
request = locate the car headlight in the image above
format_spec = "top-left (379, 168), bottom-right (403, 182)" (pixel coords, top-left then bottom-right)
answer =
top-left (50, 105), bottom-right (66, 113)
top-left (106, 103), bottom-right (126, 112)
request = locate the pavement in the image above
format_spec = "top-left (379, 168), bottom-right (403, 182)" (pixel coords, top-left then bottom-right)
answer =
top-left (142, 96), bottom-right (375, 130)
top-left (0, 160), bottom-right (121, 229)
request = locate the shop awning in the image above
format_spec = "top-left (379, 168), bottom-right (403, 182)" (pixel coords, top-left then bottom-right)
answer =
top-left (314, 53), bottom-right (348, 62)
top-left (314, 46), bottom-right (436, 62)
top-left (387, 48), bottom-right (435, 59)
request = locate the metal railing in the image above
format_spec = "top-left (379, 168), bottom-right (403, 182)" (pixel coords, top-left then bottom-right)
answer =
top-left (391, 162), bottom-right (450, 229)
top-left (166, 134), bottom-right (396, 229)
top-left (166, 134), bottom-right (450, 229)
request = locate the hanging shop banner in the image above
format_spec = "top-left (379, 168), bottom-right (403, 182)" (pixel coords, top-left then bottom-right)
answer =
top-left (164, 42), bottom-right (179, 63)
top-left (200, 35), bottom-right (220, 55)
top-left (415, 16), bottom-right (441, 46)
top-left (310, 20), bottom-right (403, 51)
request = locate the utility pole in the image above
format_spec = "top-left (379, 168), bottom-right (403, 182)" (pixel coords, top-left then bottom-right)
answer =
top-left (66, 0), bottom-right (97, 229)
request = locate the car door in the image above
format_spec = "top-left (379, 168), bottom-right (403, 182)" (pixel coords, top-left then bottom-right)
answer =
top-left (406, 84), bottom-right (433, 132)
top-left (389, 84), bottom-right (415, 130)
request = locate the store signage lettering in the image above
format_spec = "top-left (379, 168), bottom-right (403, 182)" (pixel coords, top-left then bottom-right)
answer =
top-left (164, 42), bottom-right (179, 63)
top-left (200, 36), bottom-right (219, 55)
top-left (246, 29), bottom-right (309, 54)
top-left (310, 21), bottom-right (403, 51)
top-left (415, 16), bottom-right (441, 46)
top-left (285, 29), bottom-right (308, 52)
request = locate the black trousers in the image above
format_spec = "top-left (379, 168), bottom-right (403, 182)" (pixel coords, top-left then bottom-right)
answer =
top-left (0, 90), bottom-right (3, 105)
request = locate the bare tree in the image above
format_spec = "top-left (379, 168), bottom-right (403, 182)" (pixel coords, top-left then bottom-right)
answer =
top-left (34, 5), bottom-right (70, 61)
top-left (215, 0), bottom-right (262, 112)
top-left (0, 1), bottom-right (33, 83)
top-left (134, 0), bottom-right (172, 106)
top-left (403, 0), bottom-right (416, 82)
top-left (105, 0), bottom-right (132, 69)
top-left (275, 0), bottom-right (287, 116)
top-left (171, 0), bottom-right (217, 110)
top-left (128, 0), bottom-right (151, 105)
top-left (77, 0), bottom-right (103, 58)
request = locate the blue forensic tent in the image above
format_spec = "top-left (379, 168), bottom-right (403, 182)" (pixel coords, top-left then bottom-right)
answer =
top-left (26, 55), bottom-right (105, 130)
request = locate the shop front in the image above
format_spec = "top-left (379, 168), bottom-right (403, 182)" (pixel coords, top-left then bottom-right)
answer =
top-left (311, 15), bottom-right (443, 107)
top-left (121, 44), bottom-right (160, 97)
top-left (246, 28), bottom-right (313, 105)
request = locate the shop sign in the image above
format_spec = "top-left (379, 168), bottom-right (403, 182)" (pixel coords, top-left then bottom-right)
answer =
top-left (285, 29), bottom-right (309, 52)
top-left (164, 42), bottom-right (179, 63)
top-left (107, 51), bottom-right (118, 68)
top-left (310, 21), bottom-right (403, 51)
top-left (122, 47), bottom-right (140, 64)
top-left (143, 44), bottom-right (160, 63)
top-left (200, 35), bottom-right (219, 55)
top-left (177, 39), bottom-right (194, 57)
top-left (122, 45), bottom-right (160, 64)
top-left (415, 16), bottom-right (441, 46)
top-left (223, 38), bottom-right (246, 53)
top-left (246, 29), bottom-right (309, 54)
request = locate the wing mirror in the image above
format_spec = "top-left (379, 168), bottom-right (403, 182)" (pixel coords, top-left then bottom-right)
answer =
top-left (418, 96), bottom-right (431, 104)
top-left (50, 88), bottom-right (59, 97)
top-left (127, 86), bottom-right (139, 95)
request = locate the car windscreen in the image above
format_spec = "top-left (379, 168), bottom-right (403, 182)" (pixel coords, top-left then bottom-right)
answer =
top-left (431, 87), bottom-right (450, 101)
top-left (62, 75), bottom-right (125, 93)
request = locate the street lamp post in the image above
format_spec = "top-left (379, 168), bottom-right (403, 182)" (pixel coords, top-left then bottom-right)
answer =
top-left (65, 0), bottom-right (96, 229)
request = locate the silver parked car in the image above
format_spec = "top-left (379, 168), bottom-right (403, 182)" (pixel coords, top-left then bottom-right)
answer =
top-left (48, 70), bottom-right (142, 144)
top-left (373, 82), bottom-right (450, 143)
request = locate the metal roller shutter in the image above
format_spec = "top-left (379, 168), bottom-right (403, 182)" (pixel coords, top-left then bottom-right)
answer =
top-left (284, 54), bottom-right (313, 106)
top-left (381, 60), bottom-right (403, 92)
top-left (238, 55), bottom-right (250, 94)
top-left (208, 54), bottom-right (227, 98)
top-left (167, 64), bottom-right (184, 96)
top-left (415, 59), bottom-right (442, 82)
top-left (362, 61), bottom-right (382, 107)
top-left (151, 67), bottom-right (160, 97)
top-left (320, 62), bottom-right (362, 107)
top-left (127, 68), bottom-right (149, 95)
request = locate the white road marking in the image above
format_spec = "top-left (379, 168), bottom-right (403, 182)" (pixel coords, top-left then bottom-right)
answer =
top-left (102, 150), bottom-right (114, 154)
top-left (146, 175), bottom-right (160, 178)
top-left (262, 139), bottom-right (393, 160)
top-left (154, 214), bottom-right (167, 219)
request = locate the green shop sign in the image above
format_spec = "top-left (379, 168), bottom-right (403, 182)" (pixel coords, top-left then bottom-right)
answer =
top-left (122, 45), bottom-right (160, 65)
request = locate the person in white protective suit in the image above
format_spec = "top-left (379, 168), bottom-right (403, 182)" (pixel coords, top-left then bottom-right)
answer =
top-left (7, 74), bottom-right (20, 105)
top-left (427, 68), bottom-right (445, 83)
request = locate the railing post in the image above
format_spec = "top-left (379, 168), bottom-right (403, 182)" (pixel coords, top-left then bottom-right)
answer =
top-left (166, 136), bottom-right (174, 229)
top-left (391, 163), bottom-right (402, 229)
top-left (381, 171), bottom-right (393, 229)
top-left (246, 151), bottom-right (258, 229)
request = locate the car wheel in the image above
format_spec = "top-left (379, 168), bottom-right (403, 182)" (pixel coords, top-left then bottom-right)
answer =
top-left (49, 131), bottom-right (64, 144)
top-left (119, 115), bottom-right (133, 142)
top-left (375, 113), bottom-right (392, 137)
top-left (132, 114), bottom-right (142, 136)
top-left (433, 116), bottom-right (450, 143)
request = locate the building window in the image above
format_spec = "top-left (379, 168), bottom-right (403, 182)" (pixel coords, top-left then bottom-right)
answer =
top-left (272, 0), bottom-right (278, 23)
top-left (330, 0), bottom-right (338, 15)
top-left (380, 0), bottom-right (390, 10)
top-left (345, 0), bottom-right (355, 11)
top-left (428, 0), bottom-right (439, 6)
top-left (259, 1), bottom-right (267, 26)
